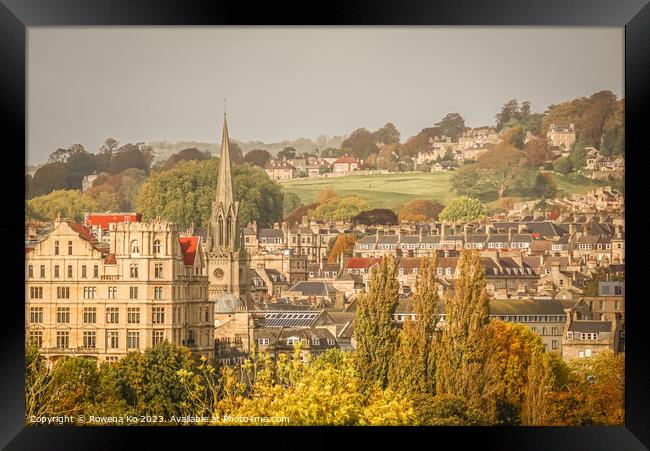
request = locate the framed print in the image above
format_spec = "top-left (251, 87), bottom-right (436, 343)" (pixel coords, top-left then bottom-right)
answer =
top-left (2, 0), bottom-right (649, 449)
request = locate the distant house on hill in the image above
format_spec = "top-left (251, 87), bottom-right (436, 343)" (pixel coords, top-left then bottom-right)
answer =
top-left (333, 156), bottom-right (359, 174)
top-left (265, 160), bottom-right (296, 181)
top-left (547, 123), bottom-right (576, 150)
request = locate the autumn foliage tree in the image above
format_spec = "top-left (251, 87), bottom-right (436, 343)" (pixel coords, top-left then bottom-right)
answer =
top-left (327, 234), bottom-right (358, 263)
top-left (398, 199), bottom-right (445, 223)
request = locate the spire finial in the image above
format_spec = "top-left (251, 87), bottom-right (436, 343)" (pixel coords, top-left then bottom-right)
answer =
top-left (224, 98), bottom-right (227, 117)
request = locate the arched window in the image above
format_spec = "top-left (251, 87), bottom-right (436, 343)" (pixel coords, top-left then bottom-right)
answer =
top-left (153, 240), bottom-right (161, 254)
top-left (131, 240), bottom-right (140, 255)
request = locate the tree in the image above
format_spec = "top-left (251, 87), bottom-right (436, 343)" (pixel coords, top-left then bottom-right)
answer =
top-left (66, 152), bottom-right (98, 190)
top-left (390, 256), bottom-right (439, 395)
top-left (435, 113), bottom-right (465, 140)
top-left (135, 159), bottom-right (283, 228)
top-left (278, 146), bottom-right (297, 160)
top-left (496, 99), bottom-right (520, 131)
top-left (451, 164), bottom-right (484, 198)
top-left (524, 136), bottom-right (553, 168)
top-left (226, 140), bottom-right (244, 165)
top-left (521, 350), bottom-right (556, 425)
top-left (553, 157), bottom-right (573, 175)
top-left (435, 250), bottom-right (498, 423)
top-left (341, 128), bottom-right (379, 160)
top-left (475, 144), bottom-right (526, 199)
top-left (327, 234), bottom-right (358, 263)
top-left (26, 190), bottom-right (98, 222)
top-left (30, 163), bottom-right (68, 197)
top-left (372, 123), bottom-right (401, 145)
top-left (312, 195), bottom-right (370, 222)
top-left (438, 197), bottom-right (485, 222)
top-left (282, 191), bottom-right (303, 215)
top-left (109, 143), bottom-right (152, 175)
top-left (533, 172), bottom-right (558, 199)
top-left (400, 127), bottom-right (442, 158)
top-left (355, 256), bottom-right (400, 391)
top-left (398, 199), bottom-right (444, 223)
top-left (352, 208), bottom-right (398, 226)
top-left (163, 147), bottom-right (210, 169)
top-left (243, 149), bottom-right (271, 168)
top-left (114, 341), bottom-right (198, 417)
top-left (284, 202), bottom-right (318, 225)
top-left (568, 146), bottom-right (588, 170)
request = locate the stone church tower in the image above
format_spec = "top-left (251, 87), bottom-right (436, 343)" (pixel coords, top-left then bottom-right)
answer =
top-left (206, 114), bottom-right (250, 304)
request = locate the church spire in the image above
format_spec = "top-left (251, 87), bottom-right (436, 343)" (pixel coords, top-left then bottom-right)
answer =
top-left (216, 112), bottom-right (234, 206)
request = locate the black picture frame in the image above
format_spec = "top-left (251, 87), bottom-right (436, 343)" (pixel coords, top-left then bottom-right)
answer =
top-left (2, 1), bottom-right (648, 449)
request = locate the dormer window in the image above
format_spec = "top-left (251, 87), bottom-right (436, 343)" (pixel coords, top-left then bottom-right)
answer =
top-left (131, 240), bottom-right (140, 255)
top-left (153, 240), bottom-right (161, 254)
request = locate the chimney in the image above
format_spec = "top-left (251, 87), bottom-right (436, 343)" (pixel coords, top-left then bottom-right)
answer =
top-left (569, 223), bottom-right (575, 235)
top-left (441, 223), bottom-right (447, 238)
top-left (463, 224), bottom-right (469, 242)
top-left (508, 228), bottom-right (515, 243)
top-left (486, 224), bottom-right (493, 239)
top-left (517, 223), bottom-right (527, 234)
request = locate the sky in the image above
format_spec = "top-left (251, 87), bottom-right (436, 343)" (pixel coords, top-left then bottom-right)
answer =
top-left (27, 27), bottom-right (624, 166)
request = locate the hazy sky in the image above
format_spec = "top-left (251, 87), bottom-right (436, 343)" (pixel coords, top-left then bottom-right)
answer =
top-left (27, 27), bottom-right (624, 165)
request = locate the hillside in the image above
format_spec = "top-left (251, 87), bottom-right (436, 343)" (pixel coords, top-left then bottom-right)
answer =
top-left (281, 172), bottom-right (607, 211)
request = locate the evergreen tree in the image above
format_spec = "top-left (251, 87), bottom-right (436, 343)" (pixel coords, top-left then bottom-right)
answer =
top-left (435, 250), bottom-right (498, 423)
top-left (354, 256), bottom-right (400, 391)
top-left (390, 255), bottom-right (440, 394)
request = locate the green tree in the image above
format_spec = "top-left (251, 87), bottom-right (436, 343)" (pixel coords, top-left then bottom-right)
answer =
top-left (390, 256), bottom-right (440, 394)
top-left (114, 341), bottom-right (198, 417)
top-left (372, 122), bottom-right (401, 145)
top-left (435, 113), bottom-right (466, 140)
top-left (134, 159), bottom-right (283, 228)
top-left (282, 191), bottom-right (303, 215)
top-left (352, 208), bottom-right (398, 226)
top-left (435, 250), bottom-right (498, 424)
top-left (355, 256), bottom-right (400, 391)
top-left (341, 128), bottom-right (379, 160)
top-left (243, 148), bottom-right (271, 168)
top-left (476, 144), bottom-right (526, 198)
top-left (533, 172), bottom-right (558, 199)
top-left (553, 157), bottom-right (573, 175)
top-left (29, 162), bottom-right (69, 197)
top-left (311, 195), bottom-right (370, 221)
top-left (438, 197), bottom-right (485, 222)
top-left (278, 146), bottom-right (297, 160)
top-left (163, 147), bottom-right (210, 169)
top-left (26, 189), bottom-right (98, 222)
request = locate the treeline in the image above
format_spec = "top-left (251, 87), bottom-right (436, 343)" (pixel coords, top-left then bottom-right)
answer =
top-left (26, 251), bottom-right (624, 426)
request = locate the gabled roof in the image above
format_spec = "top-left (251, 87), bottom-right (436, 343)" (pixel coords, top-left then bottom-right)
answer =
top-left (69, 223), bottom-right (103, 252)
top-left (334, 156), bottom-right (359, 164)
top-left (178, 236), bottom-right (199, 265)
top-left (568, 321), bottom-right (613, 333)
top-left (258, 228), bottom-right (284, 239)
top-left (346, 257), bottom-right (382, 270)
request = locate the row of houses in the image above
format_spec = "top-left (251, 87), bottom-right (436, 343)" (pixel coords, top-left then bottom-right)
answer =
top-left (264, 155), bottom-right (360, 181)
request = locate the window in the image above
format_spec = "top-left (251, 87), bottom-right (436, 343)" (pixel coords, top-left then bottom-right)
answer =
top-left (106, 330), bottom-right (119, 349)
top-left (286, 337), bottom-right (300, 346)
top-left (29, 330), bottom-right (43, 347)
top-left (258, 338), bottom-right (270, 346)
top-left (152, 307), bottom-right (165, 324)
top-left (56, 307), bottom-right (70, 323)
top-left (40, 265), bottom-right (45, 278)
top-left (83, 287), bottom-right (96, 299)
top-left (551, 327), bottom-right (558, 335)
top-left (56, 286), bottom-right (70, 299)
top-left (312, 338), bottom-right (320, 346)
top-left (155, 263), bottom-right (163, 278)
top-left (93, 265), bottom-right (99, 278)
top-left (108, 286), bottom-right (117, 299)
top-left (81, 265), bottom-right (87, 278)
top-left (30, 286), bottom-right (43, 299)
top-left (106, 307), bottom-right (119, 324)
top-left (127, 307), bottom-right (140, 324)
top-left (54, 265), bottom-right (60, 278)
top-left (599, 300), bottom-right (605, 310)
top-left (129, 286), bottom-right (138, 299)
top-left (152, 330), bottom-right (165, 345)
top-left (567, 331), bottom-right (573, 339)
top-left (68, 241), bottom-right (72, 255)
top-left (585, 348), bottom-right (592, 357)
top-left (154, 287), bottom-right (163, 300)
top-left (56, 331), bottom-right (69, 349)
top-left (615, 300), bottom-right (620, 310)
top-left (130, 264), bottom-right (138, 278)
top-left (204, 307), bottom-right (209, 322)
top-left (327, 338), bottom-right (336, 345)
top-left (127, 330), bottom-right (140, 349)
top-left (28, 265), bottom-right (33, 278)
top-left (153, 240), bottom-right (161, 254)
top-left (67, 265), bottom-right (73, 278)
top-left (83, 331), bottom-right (96, 349)
top-left (541, 327), bottom-right (547, 336)
top-left (30, 307), bottom-right (43, 324)
top-left (54, 240), bottom-right (59, 255)
top-left (552, 340), bottom-right (558, 350)
top-left (131, 240), bottom-right (140, 255)
top-left (83, 307), bottom-right (96, 324)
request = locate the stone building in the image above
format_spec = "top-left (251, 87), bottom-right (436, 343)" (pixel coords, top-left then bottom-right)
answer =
top-left (25, 217), bottom-right (214, 363)
top-left (546, 123), bottom-right (576, 150)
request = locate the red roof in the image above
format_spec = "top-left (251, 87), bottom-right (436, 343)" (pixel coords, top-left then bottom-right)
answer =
top-left (84, 213), bottom-right (142, 231)
top-left (345, 257), bottom-right (382, 269)
top-left (104, 253), bottom-right (117, 265)
top-left (546, 212), bottom-right (559, 220)
top-left (334, 156), bottom-right (358, 164)
top-left (179, 236), bottom-right (199, 266)
top-left (70, 223), bottom-right (103, 251)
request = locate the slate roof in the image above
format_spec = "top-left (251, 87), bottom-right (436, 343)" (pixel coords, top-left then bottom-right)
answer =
top-left (287, 281), bottom-right (331, 297)
top-left (568, 321), bottom-right (613, 333)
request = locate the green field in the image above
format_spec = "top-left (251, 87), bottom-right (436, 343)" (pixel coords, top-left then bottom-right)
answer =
top-left (281, 171), bottom-right (607, 210)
